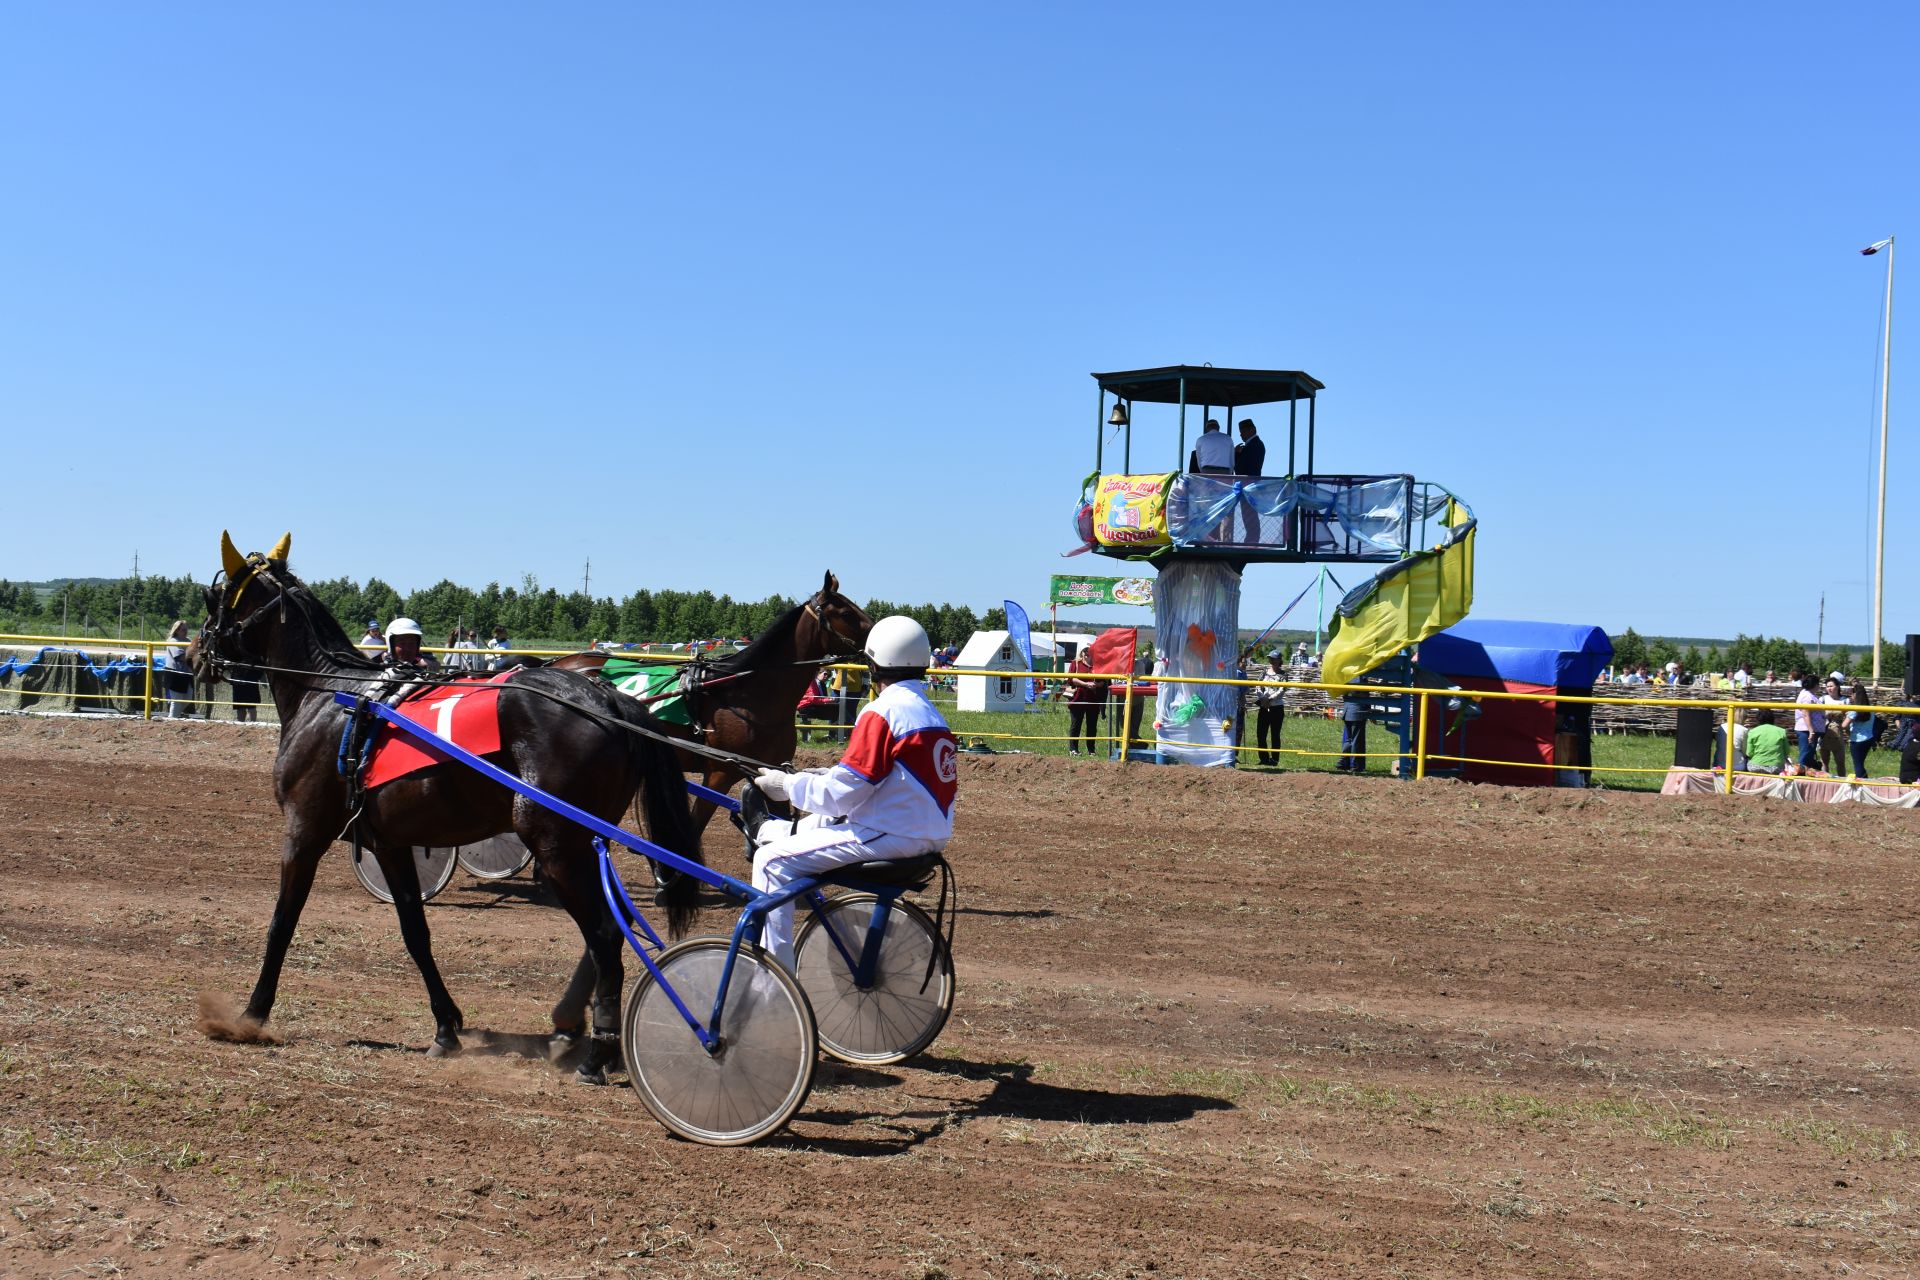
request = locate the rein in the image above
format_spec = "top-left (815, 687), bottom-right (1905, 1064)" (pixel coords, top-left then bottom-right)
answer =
top-left (205, 561), bottom-right (864, 776)
top-left (213, 650), bottom-right (778, 775)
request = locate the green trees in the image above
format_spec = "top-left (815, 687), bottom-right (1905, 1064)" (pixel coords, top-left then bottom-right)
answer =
top-left (0, 574), bottom-right (204, 636)
top-left (1611, 627), bottom-right (1647, 672)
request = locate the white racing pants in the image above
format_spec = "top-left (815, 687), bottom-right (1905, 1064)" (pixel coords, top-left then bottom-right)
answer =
top-left (751, 814), bottom-right (941, 969)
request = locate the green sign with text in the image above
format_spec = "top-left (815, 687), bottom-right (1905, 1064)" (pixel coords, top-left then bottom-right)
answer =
top-left (1048, 574), bottom-right (1154, 607)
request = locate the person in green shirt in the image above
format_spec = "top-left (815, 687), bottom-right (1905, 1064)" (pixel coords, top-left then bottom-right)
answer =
top-left (1744, 708), bottom-right (1790, 774)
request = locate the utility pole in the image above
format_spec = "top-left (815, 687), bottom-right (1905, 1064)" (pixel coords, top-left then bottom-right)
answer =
top-left (1817, 593), bottom-right (1826, 665)
top-left (583, 557), bottom-right (591, 598)
top-left (1862, 237), bottom-right (1895, 681)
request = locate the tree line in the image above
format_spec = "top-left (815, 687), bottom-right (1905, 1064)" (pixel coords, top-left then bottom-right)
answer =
top-left (4, 575), bottom-right (1904, 679)
top-left (0, 574), bottom-right (1005, 651)
top-left (1608, 628), bottom-right (1908, 682)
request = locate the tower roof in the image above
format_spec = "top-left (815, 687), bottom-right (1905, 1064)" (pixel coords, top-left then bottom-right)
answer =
top-left (1092, 366), bottom-right (1323, 406)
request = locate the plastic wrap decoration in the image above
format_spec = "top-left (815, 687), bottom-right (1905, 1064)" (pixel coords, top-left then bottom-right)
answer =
top-left (0, 646), bottom-right (151, 679)
top-left (1161, 474), bottom-right (1450, 557)
top-left (0, 646), bottom-right (156, 714)
top-left (1151, 560), bottom-right (1242, 767)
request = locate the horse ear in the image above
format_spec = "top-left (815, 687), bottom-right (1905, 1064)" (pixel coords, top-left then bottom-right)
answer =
top-left (824, 570), bottom-right (837, 594)
top-left (221, 531), bottom-right (246, 577)
top-left (268, 532), bottom-right (292, 563)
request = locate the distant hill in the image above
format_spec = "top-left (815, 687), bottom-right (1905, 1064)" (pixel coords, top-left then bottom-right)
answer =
top-left (18, 578), bottom-right (124, 591)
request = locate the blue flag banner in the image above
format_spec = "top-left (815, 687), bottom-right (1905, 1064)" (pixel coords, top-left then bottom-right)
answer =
top-left (1003, 599), bottom-right (1036, 704)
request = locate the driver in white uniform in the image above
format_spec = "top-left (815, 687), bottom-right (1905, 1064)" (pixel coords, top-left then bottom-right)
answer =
top-left (383, 617), bottom-right (440, 671)
top-left (748, 616), bottom-right (957, 971)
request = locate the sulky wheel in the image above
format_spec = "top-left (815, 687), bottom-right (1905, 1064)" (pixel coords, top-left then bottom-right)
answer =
top-left (352, 845), bottom-right (458, 904)
top-left (792, 894), bottom-right (954, 1065)
top-left (456, 833), bottom-right (532, 881)
top-left (620, 938), bottom-right (817, 1146)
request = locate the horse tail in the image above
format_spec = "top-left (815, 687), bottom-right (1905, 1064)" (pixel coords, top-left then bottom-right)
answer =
top-left (618, 702), bottom-right (705, 938)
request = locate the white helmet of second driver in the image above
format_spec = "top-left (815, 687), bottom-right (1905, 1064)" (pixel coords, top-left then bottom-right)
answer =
top-left (387, 617), bottom-right (424, 639)
top-left (863, 615), bottom-right (932, 669)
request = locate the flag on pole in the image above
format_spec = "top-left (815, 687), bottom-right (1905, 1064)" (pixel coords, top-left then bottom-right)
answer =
top-left (1003, 599), bottom-right (1036, 703)
top-left (1863, 239), bottom-right (1892, 255)
top-left (1084, 627), bottom-right (1138, 675)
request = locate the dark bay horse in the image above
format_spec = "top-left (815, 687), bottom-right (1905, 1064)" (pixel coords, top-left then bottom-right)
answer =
top-left (200, 533), bottom-right (702, 1081)
top-left (554, 571), bottom-right (872, 833)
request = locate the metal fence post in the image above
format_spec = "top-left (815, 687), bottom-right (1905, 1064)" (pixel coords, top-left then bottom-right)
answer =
top-left (1724, 704), bottom-right (1738, 795)
top-left (142, 641), bottom-right (154, 720)
top-left (1415, 689), bottom-right (1429, 780)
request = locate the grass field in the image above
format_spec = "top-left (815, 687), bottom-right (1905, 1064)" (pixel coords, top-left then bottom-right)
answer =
top-left (905, 693), bottom-right (1907, 793)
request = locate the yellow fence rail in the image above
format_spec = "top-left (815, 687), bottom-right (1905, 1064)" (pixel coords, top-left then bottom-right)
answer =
top-left (7, 633), bottom-right (1915, 795)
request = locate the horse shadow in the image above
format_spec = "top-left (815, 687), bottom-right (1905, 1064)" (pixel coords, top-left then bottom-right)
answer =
top-left (772, 1054), bottom-right (1233, 1156)
top-left (953, 906), bottom-right (1056, 920)
top-left (346, 1027), bottom-right (563, 1062)
top-left (340, 1039), bottom-right (1230, 1155)
top-left (436, 879), bottom-right (559, 910)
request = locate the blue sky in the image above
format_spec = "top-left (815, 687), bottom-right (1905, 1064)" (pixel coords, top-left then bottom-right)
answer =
top-left (3, 3), bottom-right (1912, 645)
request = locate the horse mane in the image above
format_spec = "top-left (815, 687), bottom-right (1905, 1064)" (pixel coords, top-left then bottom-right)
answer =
top-left (704, 601), bottom-right (802, 675)
top-left (272, 567), bottom-right (384, 673)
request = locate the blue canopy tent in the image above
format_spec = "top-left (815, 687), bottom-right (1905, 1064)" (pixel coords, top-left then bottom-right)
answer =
top-left (1418, 620), bottom-right (1613, 787)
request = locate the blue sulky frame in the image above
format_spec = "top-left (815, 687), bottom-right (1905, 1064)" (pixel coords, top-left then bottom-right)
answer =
top-left (332, 693), bottom-right (912, 1056)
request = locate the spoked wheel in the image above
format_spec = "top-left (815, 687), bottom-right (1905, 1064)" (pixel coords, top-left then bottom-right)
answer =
top-left (352, 845), bottom-right (458, 904)
top-left (793, 893), bottom-right (954, 1065)
top-left (456, 834), bottom-right (532, 881)
top-left (621, 938), bottom-right (817, 1146)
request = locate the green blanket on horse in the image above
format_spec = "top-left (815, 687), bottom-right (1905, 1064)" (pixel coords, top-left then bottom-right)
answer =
top-left (599, 656), bottom-right (694, 727)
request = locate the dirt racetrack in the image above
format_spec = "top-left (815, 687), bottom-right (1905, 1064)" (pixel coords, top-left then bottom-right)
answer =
top-left (2, 715), bottom-right (1919, 1278)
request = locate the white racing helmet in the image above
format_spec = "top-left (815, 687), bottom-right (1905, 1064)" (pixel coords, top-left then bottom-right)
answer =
top-left (863, 615), bottom-right (933, 670)
top-left (387, 617), bottom-right (424, 639)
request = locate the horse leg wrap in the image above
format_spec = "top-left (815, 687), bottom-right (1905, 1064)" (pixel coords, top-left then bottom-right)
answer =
top-left (576, 1028), bottom-right (620, 1086)
top-left (650, 860), bottom-right (682, 903)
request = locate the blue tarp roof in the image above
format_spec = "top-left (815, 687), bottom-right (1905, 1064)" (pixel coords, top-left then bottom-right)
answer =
top-left (1419, 619), bottom-right (1614, 688)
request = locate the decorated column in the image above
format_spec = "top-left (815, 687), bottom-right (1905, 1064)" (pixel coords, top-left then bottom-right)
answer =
top-left (1152, 559), bottom-right (1243, 766)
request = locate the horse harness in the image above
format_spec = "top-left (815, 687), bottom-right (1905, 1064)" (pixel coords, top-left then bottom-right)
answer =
top-left (207, 556), bottom-right (854, 784)
top-left (599, 589), bottom-right (865, 743)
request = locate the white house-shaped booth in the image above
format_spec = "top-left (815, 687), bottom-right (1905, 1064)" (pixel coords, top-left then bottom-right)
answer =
top-left (954, 630), bottom-right (1030, 712)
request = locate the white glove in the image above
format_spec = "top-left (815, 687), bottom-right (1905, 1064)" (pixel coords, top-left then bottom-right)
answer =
top-left (754, 768), bottom-right (793, 802)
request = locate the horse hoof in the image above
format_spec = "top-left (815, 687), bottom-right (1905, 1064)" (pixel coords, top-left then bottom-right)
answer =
top-left (427, 1036), bottom-right (461, 1059)
top-left (548, 1031), bottom-right (582, 1064)
top-left (574, 1063), bottom-right (609, 1086)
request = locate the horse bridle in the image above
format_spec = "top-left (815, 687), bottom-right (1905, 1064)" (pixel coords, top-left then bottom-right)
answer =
top-left (203, 557), bottom-right (292, 668)
top-left (803, 590), bottom-right (869, 660)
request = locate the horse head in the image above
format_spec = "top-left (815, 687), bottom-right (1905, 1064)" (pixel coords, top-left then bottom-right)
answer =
top-left (800, 570), bottom-right (873, 660)
top-left (202, 531), bottom-right (301, 666)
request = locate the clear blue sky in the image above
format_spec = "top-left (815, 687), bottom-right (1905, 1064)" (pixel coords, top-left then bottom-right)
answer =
top-left (4, 3), bottom-right (1912, 646)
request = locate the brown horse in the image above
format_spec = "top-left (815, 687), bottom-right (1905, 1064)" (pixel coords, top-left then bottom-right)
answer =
top-left (554, 572), bottom-right (871, 834)
top-left (199, 533), bottom-right (703, 1082)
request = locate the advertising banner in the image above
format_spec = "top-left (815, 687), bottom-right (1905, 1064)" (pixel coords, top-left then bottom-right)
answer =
top-left (1048, 574), bottom-right (1155, 608)
top-left (1003, 599), bottom-right (1036, 703)
top-left (1092, 473), bottom-right (1175, 547)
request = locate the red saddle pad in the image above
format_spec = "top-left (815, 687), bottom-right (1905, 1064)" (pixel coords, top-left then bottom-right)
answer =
top-left (364, 668), bottom-right (519, 789)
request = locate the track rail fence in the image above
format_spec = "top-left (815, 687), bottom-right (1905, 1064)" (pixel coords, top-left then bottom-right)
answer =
top-left (6, 632), bottom-right (1915, 794)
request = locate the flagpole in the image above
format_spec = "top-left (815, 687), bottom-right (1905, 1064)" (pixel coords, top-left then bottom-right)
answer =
top-left (1314, 566), bottom-right (1325, 657)
top-left (1865, 237), bottom-right (1896, 682)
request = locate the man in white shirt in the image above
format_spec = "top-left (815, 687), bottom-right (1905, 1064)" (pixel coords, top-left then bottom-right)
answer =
top-left (1188, 419), bottom-right (1234, 474)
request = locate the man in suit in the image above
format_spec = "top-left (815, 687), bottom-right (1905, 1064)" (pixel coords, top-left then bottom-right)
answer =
top-left (1233, 419), bottom-right (1266, 545)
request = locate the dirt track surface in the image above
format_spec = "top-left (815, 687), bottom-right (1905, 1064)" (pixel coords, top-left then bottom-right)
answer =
top-left (2, 715), bottom-right (1919, 1278)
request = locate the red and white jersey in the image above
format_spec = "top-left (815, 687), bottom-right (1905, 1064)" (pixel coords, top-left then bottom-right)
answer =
top-left (788, 679), bottom-right (957, 844)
